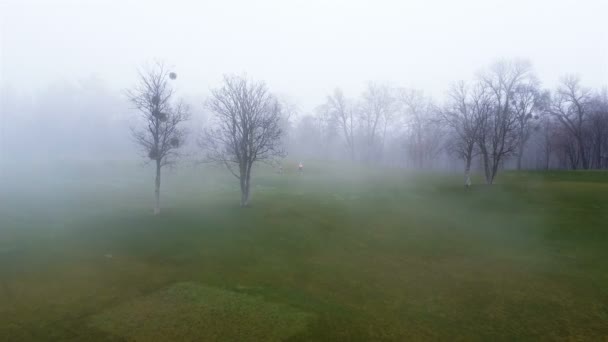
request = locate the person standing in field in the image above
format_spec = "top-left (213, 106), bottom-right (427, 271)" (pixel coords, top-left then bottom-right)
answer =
top-left (298, 162), bottom-right (303, 174)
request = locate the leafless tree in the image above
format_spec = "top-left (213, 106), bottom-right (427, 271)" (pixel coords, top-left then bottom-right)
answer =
top-left (398, 88), bottom-right (442, 169)
top-left (325, 88), bottom-right (357, 161)
top-left (127, 62), bottom-right (189, 215)
top-left (441, 81), bottom-right (486, 186)
top-left (278, 98), bottom-right (297, 144)
top-left (554, 127), bottom-right (581, 169)
top-left (359, 82), bottom-right (395, 162)
top-left (535, 116), bottom-right (558, 170)
top-left (511, 79), bottom-right (547, 169)
top-left (294, 106), bottom-right (338, 159)
top-left (201, 75), bottom-right (285, 207)
top-left (587, 92), bottom-right (608, 168)
top-left (477, 60), bottom-right (533, 184)
top-left (549, 75), bottom-right (593, 169)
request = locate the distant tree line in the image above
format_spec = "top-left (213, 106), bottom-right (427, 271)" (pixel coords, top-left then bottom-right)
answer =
top-left (291, 59), bottom-right (608, 186)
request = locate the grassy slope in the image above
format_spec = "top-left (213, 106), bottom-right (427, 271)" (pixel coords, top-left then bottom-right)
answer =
top-left (0, 161), bottom-right (607, 340)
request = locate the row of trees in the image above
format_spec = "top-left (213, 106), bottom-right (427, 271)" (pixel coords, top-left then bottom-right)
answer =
top-left (444, 62), bottom-right (608, 183)
top-left (313, 85), bottom-right (444, 168)
top-left (128, 60), bottom-right (608, 213)
top-left (293, 60), bottom-right (608, 186)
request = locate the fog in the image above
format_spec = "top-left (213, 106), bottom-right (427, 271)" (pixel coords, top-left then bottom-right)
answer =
top-left (3, 2), bottom-right (608, 340)
top-left (4, 0), bottom-right (608, 93)
top-left (2, 0), bottom-right (607, 106)
top-left (0, 0), bottom-right (607, 162)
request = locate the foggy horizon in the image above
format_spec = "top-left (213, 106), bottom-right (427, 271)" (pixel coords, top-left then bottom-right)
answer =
top-left (2, 0), bottom-right (607, 113)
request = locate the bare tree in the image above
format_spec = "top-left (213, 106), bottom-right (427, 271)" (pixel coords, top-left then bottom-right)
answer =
top-left (587, 92), bottom-right (608, 168)
top-left (278, 97), bottom-right (297, 150)
top-left (201, 75), bottom-right (285, 207)
top-left (441, 81), bottom-right (485, 187)
top-left (554, 128), bottom-right (581, 169)
top-left (477, 60), bottom-right (533, 184)
top-left (398, 88), bottom-right (442, 169)
top-left (127, 63), bottom-right (189, 215)
top-left (511, 79), bottom-right (547, 169)
top-left (549, 75), bottom-right (593, 169)
top-left (359, 82), bottom-right (395, 162)
top-left (293, 107), bottom-right (337, 160)
top-left (325, 88), bottom-right (356, 161)
top-left (293, 113), bottom-right (323, 158)
top-left (536, 115), bottom-right (557, 170)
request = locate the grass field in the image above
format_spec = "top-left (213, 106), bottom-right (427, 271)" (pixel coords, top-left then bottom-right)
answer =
top-left (1, 161), bottom-right (607, 341)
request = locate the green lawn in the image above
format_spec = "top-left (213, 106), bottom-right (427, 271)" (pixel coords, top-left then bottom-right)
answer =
top-left (1, 161), bottom-right (607, 341)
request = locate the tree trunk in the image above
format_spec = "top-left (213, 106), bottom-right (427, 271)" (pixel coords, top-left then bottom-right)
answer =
top-left (464, 155), bottom-right (472, 188)
top-left (240, 164), bottom-right (252, 207)
top-left (240, 188), bottom-right (249, 207)
top-left (239, 177), bottom-right (247, 207)
top-left (578, 136), bottom-right (589, 169)
top-left (381, 122), bottom-right (388, 163)
top-left (154, 160), bottom-right (161, 215)
top-left (489, 161), bottom-right (499, 185)
top-left (594, 140), bottom-right (602, 168)
top-left (479, 145), bottom-right (491, 184)
top-left (569, 150), bottom-right (578, 170)
top-left (516, 142), bottom-right (524, 170)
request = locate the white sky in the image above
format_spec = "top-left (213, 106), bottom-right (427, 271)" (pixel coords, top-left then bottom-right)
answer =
top-left (1, 0), bottom-right (607, 111)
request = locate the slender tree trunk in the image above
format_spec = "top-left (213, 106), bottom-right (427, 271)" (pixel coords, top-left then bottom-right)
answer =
top-left (381, 121), bottom-right (388, 163)
top-left (569, 149), bottom-right (578, 170)
top-left (417, 131), bottom-right (424, 169)
top-left (464, 155), bottom-right (472, 188)
top-left (154, 159), bottom-right (161, 215)
top-left (479, 144), bottom-right (491, 184)
top-left (490, 160), bottom-right (500, 185)
top-left (594, 139), bottom-right (601, 168)
top-left (239, 177), bottom-right (247, 207)
top-left (578, 136), bottom-right (589, 169)
top-left (516, 141), bottom-right (524, 170)
top-left (240, 186), bottom-right (249, 207)
top-left (240, 164), bottom-right (252, 207)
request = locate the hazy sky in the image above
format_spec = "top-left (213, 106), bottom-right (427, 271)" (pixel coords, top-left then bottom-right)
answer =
top-left (1, 0), bottom-right (607, 111)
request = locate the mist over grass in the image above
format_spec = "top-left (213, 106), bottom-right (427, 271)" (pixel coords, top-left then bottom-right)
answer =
top-left (2, 0), bottom-right (608, 338)
top-left (1, 160), bottom-right (608, 340)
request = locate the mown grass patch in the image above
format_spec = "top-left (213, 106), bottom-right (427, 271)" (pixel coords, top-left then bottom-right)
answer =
top-left (89, 282), bottom-right (314, 342)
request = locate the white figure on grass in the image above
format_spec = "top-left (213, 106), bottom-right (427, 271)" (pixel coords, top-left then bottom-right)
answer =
top-left (298, 162), bottom-right (303, 174)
